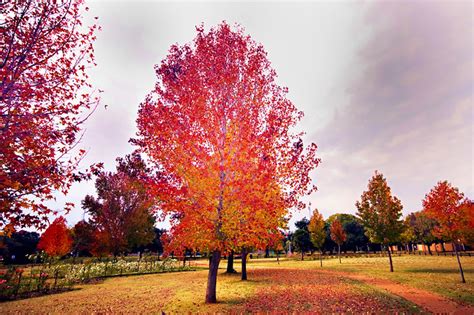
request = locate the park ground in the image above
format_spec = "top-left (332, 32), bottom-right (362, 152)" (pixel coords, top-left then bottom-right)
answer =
top-left (1, 255), bottom-right (473, 313)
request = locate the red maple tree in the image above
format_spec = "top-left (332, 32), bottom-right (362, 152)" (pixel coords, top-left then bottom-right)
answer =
top-left (37, 216), bottom-right (73, 257)
top-left (330, 219), bottom-right (346, 264)
top-left (0, 0), bottom-right (100, 231)
top-left (423, 181), bottom-right (471, 283)
top-left (134, 23), bottom-right (319, 303)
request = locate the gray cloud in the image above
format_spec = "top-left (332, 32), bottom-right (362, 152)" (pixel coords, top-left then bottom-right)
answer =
top-left (305, 0), bottom-right (473, 221)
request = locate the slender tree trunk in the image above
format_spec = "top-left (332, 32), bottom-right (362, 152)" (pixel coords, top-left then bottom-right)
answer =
top-left (427, 243), bottom-right (432, 255)
top-left (387, 246), bottom-right (394, 272)
top-left (226, 250), bottom-right (236, 273)
top-left (241, 248), bottom-right (248, 281)
top-left (301, 250), bottom-right (304, 261)
top-left (320, 250), bottom-right (323, 267)
top-left (276, 250), bottom-right (280, 265)
top-left (338, 244), bottom-right (341, 264)
top-left (453, 242), bottom-right (466, 283)
top-left (205, 250), bottom-right (221, 303)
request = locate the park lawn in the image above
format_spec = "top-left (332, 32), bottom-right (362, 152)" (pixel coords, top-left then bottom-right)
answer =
top-left (247, 254), bottom-right (474, 305)
top-left (1, 262), bottom-right (419, 313)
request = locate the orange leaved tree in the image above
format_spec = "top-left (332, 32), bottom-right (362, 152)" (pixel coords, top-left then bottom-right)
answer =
top-left (330, 219), bottom-right (346, 264)
top-left (422, 181), bottom-right (471, 283)
top-left (133, 23), bottom-right (319, 303)
top-left (0, 1), bottom-right (100, 232)
top-left (308, 209), bottom-right (326, 267)
top-left (37, 216), bottom-right (73, 258)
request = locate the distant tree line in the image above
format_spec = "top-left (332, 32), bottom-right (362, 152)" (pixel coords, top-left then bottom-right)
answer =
top-left (289, 171), bottom-right (473, 282)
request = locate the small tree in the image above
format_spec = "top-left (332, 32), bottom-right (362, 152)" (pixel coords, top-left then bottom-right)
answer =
top-left (293, 228), bottom-right (312, 261)
top-left (400, 216), bottom-right (416, 252)
top-left (37, 217), bottom-right (73, 258)
top-left (327, 213), bottom-right (367, 253)
top-left (356, 171), bottom-right (403, 272)
top-left (330, 220), bottom-right (346, 263)
top-left (308, 209), bottom-right (326, 267)
top-left (423, 181), bottom-right (470, 283)
top-left (408, 211), bottom-right (437, 254)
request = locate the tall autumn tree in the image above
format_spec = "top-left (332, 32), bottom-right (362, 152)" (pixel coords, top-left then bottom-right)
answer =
top-left (308, 209), bottom-right (326, 267)
top-left (0, 1), bottom-right (100, 232)
top-left (422, 181), bottom-right (470, 283)
top-left (356, 171), bottom-right (403, 272)
top-left (37, 216), bottom-right (73, 257)
top-left (133, 23), bottom-right (319, 303)
top-left (330, 219), bottom-right (346, 263)
top-left (82, 153), bottom-right (157, 256)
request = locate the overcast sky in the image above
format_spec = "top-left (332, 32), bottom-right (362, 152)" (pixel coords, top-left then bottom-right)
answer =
top-left (49, 0), bottom-right (472, 231)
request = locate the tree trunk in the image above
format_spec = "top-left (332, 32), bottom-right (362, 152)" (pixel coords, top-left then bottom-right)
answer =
top-left (205, 250), bottom-right (221, 303)
top-left (226, 250), bottom-right (236, 273)
top-left (320, 250), bottom-right (323, 267)
top-left (241, 248), bottom-right (248, 280)
top-left (387, 246), bottom-right (394, 272)
top-left (427, 243), bottom-right (432, 255)
top-left (453, 242), bottom-right (466, 283)
top-left (265, 247), bottom-right (270, 258)
top-left (338, 244), bottom-right (341, 264)
top-left (301, 250), bottom-right (304, 261)
top-left (276, 250), bottom-right (280, 265)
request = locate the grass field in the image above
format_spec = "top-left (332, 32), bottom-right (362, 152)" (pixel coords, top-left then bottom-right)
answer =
top-left (1, 255), bottom-right (473, 313)
top-left (287, 254), bottom-right (474, 304)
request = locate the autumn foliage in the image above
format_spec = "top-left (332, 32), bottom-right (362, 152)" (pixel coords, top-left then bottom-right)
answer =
top-left (0, 0), bottom-right (100, 231)
top-left (356, 171), bottom-right (403, 272)
top-left (134, 23), bottom-right (319, 302)
top-left (422, 181), bottom-right (472, 283)
top-left (82, 153), bottom-right (157, 256)
top-left (423, 181), bottom-right (470, 243)
top-left (37, 216), bottom-right (73, 257)
top-left (330, 219), bottom-right (346, 263)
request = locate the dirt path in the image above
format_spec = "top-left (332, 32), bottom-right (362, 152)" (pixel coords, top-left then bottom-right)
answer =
top-left (318, 269), bottom-right (474, 314)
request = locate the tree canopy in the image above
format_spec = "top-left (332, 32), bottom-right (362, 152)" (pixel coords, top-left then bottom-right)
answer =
top-left (0, 0), bottom-right (100, 231)
top-left (356, 171), bottom-right (403, 245)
